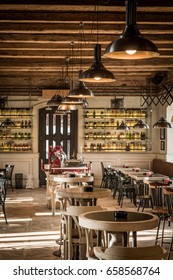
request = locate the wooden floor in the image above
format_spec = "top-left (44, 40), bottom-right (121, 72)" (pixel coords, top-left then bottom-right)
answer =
top-left (0, 187), bottom-right (172, 260)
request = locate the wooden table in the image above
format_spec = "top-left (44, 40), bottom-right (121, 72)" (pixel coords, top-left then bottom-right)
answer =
top-left (79, 210), bottom-right (158, 247)
top-left (47, 174), bottom-right (94, 215)
top-left (57, 187), bottom-right (111, 206)
top-left (130, 173), bottom-right (169, 182)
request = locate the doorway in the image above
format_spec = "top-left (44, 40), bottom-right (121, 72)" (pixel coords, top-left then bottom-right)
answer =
top-left (39, 107), bottom-right (78, 186)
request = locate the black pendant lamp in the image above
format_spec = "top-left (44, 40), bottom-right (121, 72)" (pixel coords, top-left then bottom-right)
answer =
top-left (153, 117), bottom-right (172, 128)
top-left (46, 94), bottom-right (62, 106)
top-left (104, 0), bottom-right (159, 60)
top-left (133, 120), bottom-right (149, 129)
top-left (117, 121), bottom-right (129, 130)
top-left (1, 118), bottom-right (15, 127)
top-left (68, 70), bottom-right (94, 98)
top-left (80, 44), bottom-right (115, 82)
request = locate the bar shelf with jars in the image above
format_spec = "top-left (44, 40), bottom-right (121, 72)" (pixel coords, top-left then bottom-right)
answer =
top-left (0, 108), bottom-right (32, 152)
top-left (83, 108), bottom-right (150, 152)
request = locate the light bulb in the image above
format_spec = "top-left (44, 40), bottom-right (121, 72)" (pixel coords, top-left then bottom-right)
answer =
top-left (94, 77), bottom-right (101, 81)
top-left (126, 49), bottom-right (137, 55)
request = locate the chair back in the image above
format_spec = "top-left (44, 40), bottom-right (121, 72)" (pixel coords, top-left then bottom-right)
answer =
top-left (94, 244), bottom-right (168, 260)
top-left (149, 183), bottom-right (164, 208)
top-left (0, 178), bottom-right (8, 199)
top-left (5, 165), bottom-right (14, 180)
top-left (163, 187), bottom-right (173, 215)
top-left (63, 205), bottom-right (103, 259)
top-left (0, 177), bottom-right (8, 223)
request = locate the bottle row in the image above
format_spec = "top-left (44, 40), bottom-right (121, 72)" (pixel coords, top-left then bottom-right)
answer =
top-left (0, 108), bottom-right (32, 117)
top-left (84, 109), bottom-right (146, 119)
top-left (85, 120), bottom-right (142, 129)
top-left (0, 120), bottom-right (32, 128)
top-left (0, 132), bottom-right (31, 140)
top-left (84, 142), bottom-right (147, 152)
top-left (85, 131), bottom-right (146, 141)
top-left (0, 142), bottom-right (32, 152)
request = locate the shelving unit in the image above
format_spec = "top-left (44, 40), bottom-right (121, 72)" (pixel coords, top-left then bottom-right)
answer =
top-left (83, 108), bottom-right (150, 152)
top-left (0, 108), bottom-right (32, 152)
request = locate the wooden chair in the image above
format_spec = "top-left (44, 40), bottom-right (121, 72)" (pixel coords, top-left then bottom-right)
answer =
top-left (94, 244), bottom-right (168, 260)
top-left (62, 205), bottom-right (104, 260)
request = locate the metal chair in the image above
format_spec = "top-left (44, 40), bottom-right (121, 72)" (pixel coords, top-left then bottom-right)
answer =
top-left (134, 181), bottom-right (153, 212)
top-left (5, 164), bottom-right (14, 191)
top-left (116, 173), bottom-right (136, 207)
top-left (0, 177), bottom-right (8, 224)
top-left (149, 183), bottom-right (172, 247)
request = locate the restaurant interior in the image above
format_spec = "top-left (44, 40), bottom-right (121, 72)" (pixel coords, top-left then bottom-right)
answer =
top-left (0, 0), bottom-right (173, 260)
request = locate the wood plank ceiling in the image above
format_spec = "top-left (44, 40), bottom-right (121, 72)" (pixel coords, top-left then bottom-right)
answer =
top-left (0, 0), bottom-right (173, 101)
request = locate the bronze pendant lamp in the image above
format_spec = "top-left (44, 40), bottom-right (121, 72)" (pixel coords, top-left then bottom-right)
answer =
top-left (104, 0), bottom-right (160, 60)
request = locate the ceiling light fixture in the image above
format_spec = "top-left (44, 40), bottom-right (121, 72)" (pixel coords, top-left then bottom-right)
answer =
top-left (68, 70), bottom-right (94, 98)
top-left (133, 119), bottom-right (149, 129)
top-left (80, 6), bottom-right (115, 82)
top-left (68, 23), bottom-right (94, 97)
top-left (1, 118), bottom-right (15, 127)
top-left (117, 121), bottom-right (130, 130)
top-left (104, 0), bottom-right (160, 60)
top-left (153, 117), bottom-right (172, 128)
top-left (46, 94), bottom-right (62, 107)
top-left (61, 96), bottom-right (83, 105)
top-left (57, 104), bottom-right (76, 111)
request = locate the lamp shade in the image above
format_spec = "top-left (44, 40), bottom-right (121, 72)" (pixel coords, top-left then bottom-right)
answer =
top-left (1, 118), bottom-right (15, 127)
top-left (80, 44), bottom-right (115, 82)
top-left (153, 117), bottom-right (172, 128)
top-left (55, 109), bottom-right (69, 115)
top-left (133, 120), bottom-right (149, 129)
top-left (117, 121), bottom-right (129, 130)
top-left (46, 94), bottom-right (62, 106)
top-left (57, 104), bottom-right (76, 111)
top-left (61, 96), bottom-right (83, 105)
top-left (68, 71), bottom-right (94, 98)
top-left (104, 0), bottom-right (159, 59)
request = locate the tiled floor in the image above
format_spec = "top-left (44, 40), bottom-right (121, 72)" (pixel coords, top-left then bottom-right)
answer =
top-left (0, 187), bottom-right (172, 260)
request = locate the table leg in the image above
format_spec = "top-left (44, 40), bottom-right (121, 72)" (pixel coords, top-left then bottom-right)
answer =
top-left (132, 231), bottom-right (137, 247)
top-left (51, 185), bottom-right (56, 216)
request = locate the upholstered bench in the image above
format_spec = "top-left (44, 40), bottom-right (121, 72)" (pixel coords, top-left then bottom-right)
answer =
top-left (152, 159), bottom-right (173, 178)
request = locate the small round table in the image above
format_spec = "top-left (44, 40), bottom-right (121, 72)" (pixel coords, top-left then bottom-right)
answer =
top-left (79, 210), bottom-right (158, 247)
top-left (57, 187), bottom-right (111, 206)
top-left (47, 174), bottom-right (94, 215)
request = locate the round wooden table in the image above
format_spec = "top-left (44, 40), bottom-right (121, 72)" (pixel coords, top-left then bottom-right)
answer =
top-left (47, 174), bottom-right (94, 215)
top-left (79, 210), bottom-right (158, 247)
top-left (57, 187), bottom-right (111, 206)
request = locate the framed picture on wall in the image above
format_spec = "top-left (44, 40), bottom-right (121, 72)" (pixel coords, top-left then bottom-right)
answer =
top-left (160, 141), bottom-right (165, 151)
top-left (160, 128), bottom-right (165, 140)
